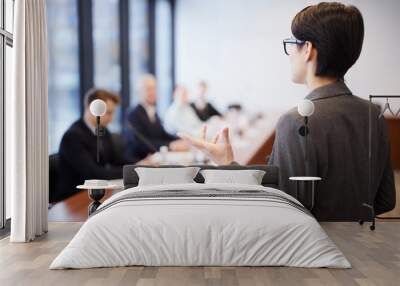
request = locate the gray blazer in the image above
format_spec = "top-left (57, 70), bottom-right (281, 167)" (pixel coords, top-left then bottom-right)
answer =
top-left (268, 81), bottom-right (396, 221)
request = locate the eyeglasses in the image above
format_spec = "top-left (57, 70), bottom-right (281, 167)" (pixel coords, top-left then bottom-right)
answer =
top-left (283, 38), bottom-right (305, 55)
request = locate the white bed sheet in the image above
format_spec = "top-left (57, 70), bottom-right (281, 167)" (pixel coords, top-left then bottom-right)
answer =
top-left (50, 183), bottom-right (350, 269)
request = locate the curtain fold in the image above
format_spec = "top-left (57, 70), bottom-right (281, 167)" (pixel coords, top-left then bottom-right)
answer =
top-left (8, 0), bottom-right (48, 242)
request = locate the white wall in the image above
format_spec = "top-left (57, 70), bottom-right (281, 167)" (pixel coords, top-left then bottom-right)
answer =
top-left (175, 0), bottom-right (400, 113)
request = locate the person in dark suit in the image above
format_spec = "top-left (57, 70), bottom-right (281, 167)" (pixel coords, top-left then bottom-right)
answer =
top-left (179, 3), bottom-right (395, 221)
top-left (123, 74), bottom-right (189, 162)
top-left (190, 81), bottom-right (221, 121)
top-left (52, 89), bottom-right (129, 202)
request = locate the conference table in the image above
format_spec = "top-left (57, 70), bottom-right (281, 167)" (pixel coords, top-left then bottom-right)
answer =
top-left (146, 111), bottom-right (281, 166)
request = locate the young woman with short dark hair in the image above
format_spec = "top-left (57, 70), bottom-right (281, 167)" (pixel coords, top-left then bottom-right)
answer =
top-left (180, 2), bottom-right (395, 221)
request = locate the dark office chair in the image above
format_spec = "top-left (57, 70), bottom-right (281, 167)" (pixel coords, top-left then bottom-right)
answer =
top-left (49, 153), bottom-right (60, 203)
top-left (111, 132), bottom-right (129, 164)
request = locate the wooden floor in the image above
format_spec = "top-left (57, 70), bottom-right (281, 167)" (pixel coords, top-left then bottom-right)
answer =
top-left (1, 221), bottom-right (400, 286)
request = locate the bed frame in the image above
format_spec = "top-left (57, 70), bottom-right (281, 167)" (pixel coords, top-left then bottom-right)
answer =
top-left (123, 164), bottom-right (280, 190)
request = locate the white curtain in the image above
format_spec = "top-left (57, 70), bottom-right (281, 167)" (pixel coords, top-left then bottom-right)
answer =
top-left (7, 0), bottom-right (48, 242)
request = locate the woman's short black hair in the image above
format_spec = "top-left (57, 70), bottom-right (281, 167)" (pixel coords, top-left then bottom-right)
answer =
top-left (291, 2), bottom-right (364, 79)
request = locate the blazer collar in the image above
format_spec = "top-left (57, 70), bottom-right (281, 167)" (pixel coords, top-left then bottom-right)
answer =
top-left (305, 80), bottom-right (353, 101)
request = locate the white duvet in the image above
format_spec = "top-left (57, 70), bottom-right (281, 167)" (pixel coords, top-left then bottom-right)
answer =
top-left (50, 183), bottom-right (350, 269)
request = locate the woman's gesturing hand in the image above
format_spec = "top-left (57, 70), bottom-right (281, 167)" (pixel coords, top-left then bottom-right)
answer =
top-left (178, 125), bottom-right (234, 165)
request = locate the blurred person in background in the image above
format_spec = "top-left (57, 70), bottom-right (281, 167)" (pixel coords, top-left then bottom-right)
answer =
top-left (123, 74), bottom-right (189, 162)
top-left (165, 85), bottom-right (203, 136)
top-left (190, 81), bottom-right (221, 121)
top-left (53, 89), bottom-right (129, 202)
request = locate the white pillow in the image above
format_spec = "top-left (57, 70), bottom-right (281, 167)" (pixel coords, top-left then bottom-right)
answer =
top-left (135, 167), bottom-right (201, 186)
top-left (200, 169), bottom-right (266, 185)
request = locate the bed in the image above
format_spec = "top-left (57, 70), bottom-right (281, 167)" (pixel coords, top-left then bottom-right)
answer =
top-left (50, 165), bottom-right (350, 269)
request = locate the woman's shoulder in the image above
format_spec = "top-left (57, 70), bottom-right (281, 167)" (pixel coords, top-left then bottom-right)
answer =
top-left (277, 107), bottom-right (303, 129)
